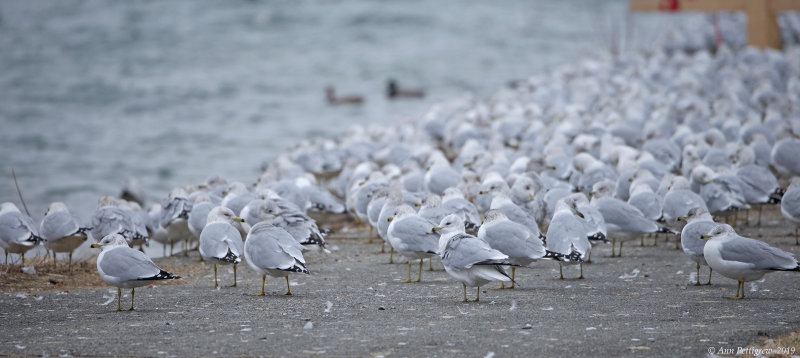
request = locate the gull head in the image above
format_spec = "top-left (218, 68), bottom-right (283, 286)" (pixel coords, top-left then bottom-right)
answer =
top-left (207, 206), bottom-right (245, 224)
top-left (90, 234), bottom-right (129, 249)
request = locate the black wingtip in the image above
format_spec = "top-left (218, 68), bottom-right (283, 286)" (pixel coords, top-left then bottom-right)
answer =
top-left (588, 232), bottom-right (608, 243)
top-left (139, 270), bottom-right (181, 281)
top-left (657, 226), bottom-right (679, 235)
top-left (218, 248), bottom-right (241, 264)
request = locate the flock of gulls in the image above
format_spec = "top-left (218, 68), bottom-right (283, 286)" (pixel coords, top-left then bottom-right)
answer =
top-left (3, 42), bottom-right (800, 309)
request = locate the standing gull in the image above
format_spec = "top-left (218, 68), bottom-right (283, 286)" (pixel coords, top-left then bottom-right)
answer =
top-left (40, 202), bottom-right (91, 271)
top-left (386, 205), bottom-right (439, 282)
top-left (678, 207), bottom-right (718, 285)
top-left (0, 202), bottom-right (42, 266)
top-left (478, 210), bottom-right (546, 287)
top-left (781, 177), bottom-right (800, 245)
top-left (701, 224), bottom-right (799, 299)
top-left (433, 214), bottom-right (513, 302)
top-left (199, 207), bottom-right (245, 288)
top-left (90, 234), bottom-right (180, 311)
top-left (547, 198), bottom-right (590, 279)
top-left (244, 222), bottom-right (309, 296)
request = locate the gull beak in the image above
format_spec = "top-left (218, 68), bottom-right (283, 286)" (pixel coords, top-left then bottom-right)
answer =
top-left (90, 243), bottom-right (102, 249)
top-left (413, 202), bottom-right (421, 207)
top-left (708, 179), bottom-right (715, 184)
top-left (529, 194), bottom-right (536, 201)
top-left (546, 165), bottom-right (556, 170)
top-left (387, 217), bottom-right (393, 222)
top-left (676, 217), bottom-right (686, 222)
top-left (233, 217), bottom-right (246, 223)
top-left (588, 191), bottom-right (595, 197)
top-left (431, 226), bottom-right (442, 233)
top-left (222, 190), bottom-right (230, 196)
top-left (463, 161), bottom-right (473, 167)
top-left (699, 234), bottom-right (710, 240)
top-left (627, 177), bottom-right (634, 183)
top-left (198, 184), bottom-right (208, 189)
top-left (577, 211), bottom-right (585, 219)
top-left (478, 190), bottom-right (488, 195)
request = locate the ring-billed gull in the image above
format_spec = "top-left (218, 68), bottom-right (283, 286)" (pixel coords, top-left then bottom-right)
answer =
top-left (386, 205), bottom-right (439, 283)
top-left (251, 200), bottom-right (327, 250)
top-left (91, 196), bottom-right (148, 247)
top-left (90, 234), bottom-right (180, 311)
top-left (700, 224), bottom-right (799, 299)
top-left (40, 202), bottom-right (91, 271)
top-left (433, 214), bottom-right (513, 302)
top-left (199, 207), bottom-right (245, 288)
top-left (424, 153), bottom-right (460, 195)
top-left (677, 207), bottom-right (718, 285)
top-left (377, 189), bottom-right (404, 262)
top-left (590, 182), bottom-right (677, 257)
top-left (244, 222), bottom-right (309, 296)
top-left (160, 190), bottom-right (194, 256)
top-left (478, 210), bottom-right (545, 287)
top-left (781, 177), bottom-right (800, 245)
top-left (0, 202), bottom-right (42, 266)
top-left (547, 198), bottom-right (590, 279)
top-left (441, 188), bottom-right (481, 231)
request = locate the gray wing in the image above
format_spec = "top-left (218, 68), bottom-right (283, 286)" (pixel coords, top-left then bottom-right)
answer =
top-left (782, 189), bottom-right (800, 218)
top-left (199, 222), bottom-right (243, 260)
top-left (663, 190), bottom-right (706, 220)
top-left (577, 204), bottom-right (606, 236)
top-left (628, 191), bottom-right (663, 221)
top-left (419, 207), bottom-right (448, 227)
top-left (596, 198), bottom-right (658, 233)
top-left (188, 202), bottom-right (214, 235)
top-left (443, 198), bottom-right (481, 226)
top-left (546, 211), bottom-right (590, 256)
top-left (246, 223), bottom-right (306, 270)
top-left (91, 207), bottom-right (129, 240)
top-left (495, 202), bottom-right (540, 235)
top-left (479, 220), bottom-right (545, 260)
top-left (737, 165), bottom-right (779, 203)
top-left (304, 186), bottom-right (345, 214)
top-left (41, 211), bottom-right (80, 241)
top-left (389, 216), bottom-right (439, 254)
top-left (100, 247), bottom-right (161, 281)
top-left (719, 237), bottom-right (798, 270)
top-left (160, 197), bottom-right (192, 227)
top-left (441, 234), bottom-right (508, 269)
top-left (426, 167), bottom-right (460, 195)
top-left (0, 213), bottom-right (38, 245)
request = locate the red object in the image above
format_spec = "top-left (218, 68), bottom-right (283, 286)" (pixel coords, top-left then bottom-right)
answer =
top-left (659, 0), bottom-right (681, 11)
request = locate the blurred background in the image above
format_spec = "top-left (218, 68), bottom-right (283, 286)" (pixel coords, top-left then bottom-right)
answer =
top-left (0, 0), bottom-right (721, 220)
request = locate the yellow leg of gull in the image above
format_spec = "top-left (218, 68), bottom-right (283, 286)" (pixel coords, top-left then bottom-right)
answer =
top-left (475, 286), bottom-right (480, 302)
top-left (706, 268), bottom-right (712, 285)
top-left (252, 275), bottom-right (266, 296)
top-left (415, 259), bottom-right (423, 282)
top-left (461, 283), bottom-right (468, 302)
top-left (579, 264), bottom-right (584, 279)
top-left (129, 288), bottom-right (135, 311)
top-left (284, 276), bottom-right (292, 295)
top-left (559, 265), bottom-right (564, 280)
top-left (611, 239), bottom-right (616, 257)
top-left (400, 262), bottom-right (412, 283)
top-left (695, 263), bottom-right (701, 286)
top-left (230, 264), bottom-right (238, 287)
top-left (428, 257), bottom-right (434, 271)
top-left (115, 288), bottom-right (122, 312)
top-left (510, 267), bottom-right (516, 288)
top-left (213, 264), bottom-right (218, 288)
top-left (388, 247), bottom-right (394, 264)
